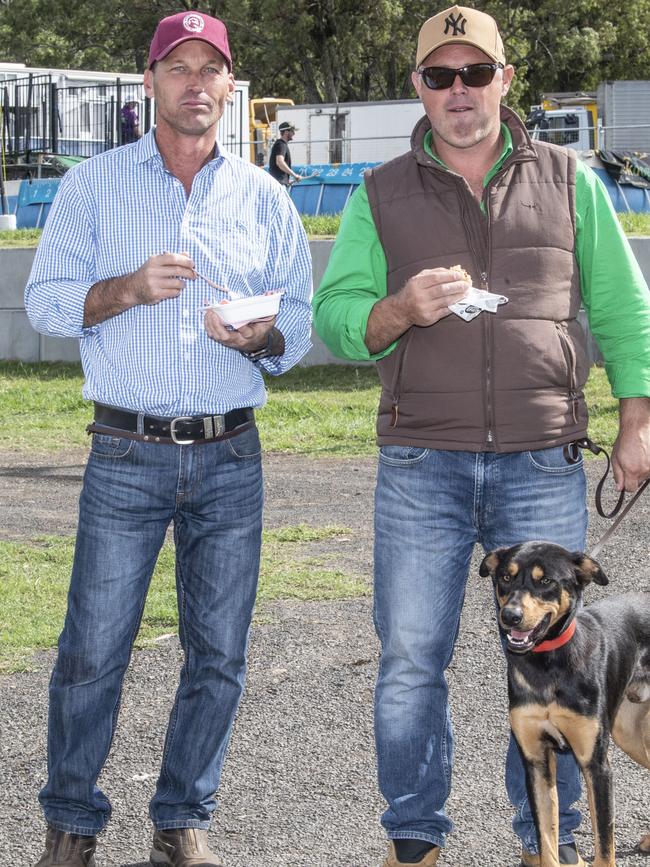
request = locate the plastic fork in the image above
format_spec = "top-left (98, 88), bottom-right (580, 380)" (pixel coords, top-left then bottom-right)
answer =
top-left (193, 270), bottom-right (243, 299)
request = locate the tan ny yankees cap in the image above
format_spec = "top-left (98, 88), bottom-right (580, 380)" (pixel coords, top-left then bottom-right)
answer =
top-left (416, 5), bottom-right (506, 68)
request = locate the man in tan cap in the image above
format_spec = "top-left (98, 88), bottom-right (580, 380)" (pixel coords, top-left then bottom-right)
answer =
top-left (314, 4), bottom-right (650, 867)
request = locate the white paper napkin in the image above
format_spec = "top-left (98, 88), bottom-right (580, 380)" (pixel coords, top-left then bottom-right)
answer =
top-left (449, 286), bottom-right (509, 322)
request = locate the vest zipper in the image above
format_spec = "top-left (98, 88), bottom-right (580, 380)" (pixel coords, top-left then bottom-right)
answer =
top-left (482, 190), bottom-right (495, 450)
top-left (457, 177), bottom-right (497, 448)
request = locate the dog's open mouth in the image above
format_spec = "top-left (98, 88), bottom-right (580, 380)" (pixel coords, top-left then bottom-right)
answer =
top-left (505, 614), bottom-right (552, 652)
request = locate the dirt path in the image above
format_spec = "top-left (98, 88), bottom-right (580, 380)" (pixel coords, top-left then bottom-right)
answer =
top-left (0, 449), bottom-right (648, 867)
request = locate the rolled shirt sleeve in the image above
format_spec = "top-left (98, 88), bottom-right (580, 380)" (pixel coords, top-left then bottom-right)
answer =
top-left (576, 161), bottom-right (650, 398)
top-left (24, 169), bottom-right (98, 338)
top-left (259, 191), bottom-right (312, 375)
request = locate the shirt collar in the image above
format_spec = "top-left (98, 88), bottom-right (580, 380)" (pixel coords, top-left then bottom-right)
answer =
top-left (134, 127), bottom-right (231, 171)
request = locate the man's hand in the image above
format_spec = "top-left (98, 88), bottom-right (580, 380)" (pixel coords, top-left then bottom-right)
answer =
top-left (365, 267), bottom-right (470, 354)
top-left (203, 310), bottom-right (278, 353)
top-left (126, 252), bottom-right (196, 306)
top-left (611, 397), bottom-right (650, 492)
top-left (83, 252), bottom-right (196, 327)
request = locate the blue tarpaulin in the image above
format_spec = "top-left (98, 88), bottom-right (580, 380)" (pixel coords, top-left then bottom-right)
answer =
top-left (288, 163), bottom-right (379, 216)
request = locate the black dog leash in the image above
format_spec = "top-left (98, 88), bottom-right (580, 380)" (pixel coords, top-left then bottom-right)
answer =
top-left (565, 437), bottom-right (650, 558)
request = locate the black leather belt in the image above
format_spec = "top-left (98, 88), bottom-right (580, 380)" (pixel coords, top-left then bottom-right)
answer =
top-left (87, 403), bottom-right (255, 445)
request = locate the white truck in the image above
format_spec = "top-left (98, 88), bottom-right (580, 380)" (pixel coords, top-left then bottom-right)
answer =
top-left (525, 80), bottom-right (650, 152)
top-left (276, 98), bottom-right (425, 165)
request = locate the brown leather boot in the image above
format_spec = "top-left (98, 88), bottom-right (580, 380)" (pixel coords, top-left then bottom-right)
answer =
top-left (34, 827), bottom-right (96, 866)
top-left (381, 841), bottom-right (441, 866)
top-left (520, 842), bottom-right (586, 867)
top-left (150, 829), bottom-right (224, 866)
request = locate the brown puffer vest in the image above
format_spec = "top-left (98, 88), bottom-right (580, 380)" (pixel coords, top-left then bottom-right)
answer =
top-left (366, 105), bottom-right (590, 452)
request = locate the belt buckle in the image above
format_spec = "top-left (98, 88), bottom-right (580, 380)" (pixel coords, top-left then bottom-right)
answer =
top-left (170, 416), bottom-right (195, 445)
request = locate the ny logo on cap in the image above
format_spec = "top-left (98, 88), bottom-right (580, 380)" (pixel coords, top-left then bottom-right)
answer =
top-left (444, 12), bottom-right (467, 36)
top-left (183, 13), bottom-right (205, 33)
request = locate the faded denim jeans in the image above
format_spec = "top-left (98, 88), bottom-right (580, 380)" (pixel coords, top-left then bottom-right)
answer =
top-left (40, 425), bottom-right (263, 834)
top-left (373, 445), bottom-right (587, 853)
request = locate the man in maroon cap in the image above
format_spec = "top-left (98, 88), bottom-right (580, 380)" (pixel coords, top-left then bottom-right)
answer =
top-left (28, 9), bottom-right (312, 867)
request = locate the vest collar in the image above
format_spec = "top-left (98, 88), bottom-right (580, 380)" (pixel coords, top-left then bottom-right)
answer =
top-left (410, 104), bottom-right (537, 169)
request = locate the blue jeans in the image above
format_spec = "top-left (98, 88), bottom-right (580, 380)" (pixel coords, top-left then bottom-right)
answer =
top-left (40, 425), bottom-right (263, 835)
top-left (373, 446), bottom-right (587, 853)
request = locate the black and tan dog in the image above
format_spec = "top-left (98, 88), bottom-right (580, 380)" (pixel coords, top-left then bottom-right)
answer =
top-left (479, 541), bottom-right (650, 867)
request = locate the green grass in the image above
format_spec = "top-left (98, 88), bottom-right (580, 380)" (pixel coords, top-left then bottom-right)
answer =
top-left (0, 524), bottom-right (368, 672)
top-left (617, 212), bottom-right (650, 235)
top-left (301, 214), bottom-right (341, 238)
top-left (2, 211), bottom-right (648, 247)
top-left (0, 361), bottom-right (619, 455)
top-left (583, 362), bottom-right (619, 448)
top-left (0, 228), bottom-right (42, 247)
top-left (0, 362), bottom-right (622, 671)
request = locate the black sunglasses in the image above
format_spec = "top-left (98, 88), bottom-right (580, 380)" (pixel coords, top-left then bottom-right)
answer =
top-left (418, 62), bottom-right (504, 90)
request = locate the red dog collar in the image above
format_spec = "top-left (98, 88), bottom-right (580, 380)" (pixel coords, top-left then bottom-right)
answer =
top-left (532, 617), bottom-right (577, 653)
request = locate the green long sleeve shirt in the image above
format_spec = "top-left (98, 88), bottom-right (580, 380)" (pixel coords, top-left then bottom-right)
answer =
top-left (313, 132), bottom-right (650, 398)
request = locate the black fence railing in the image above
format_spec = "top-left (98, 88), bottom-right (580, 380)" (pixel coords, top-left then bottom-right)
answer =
top-left (1, 74), bottom-right (153, 169)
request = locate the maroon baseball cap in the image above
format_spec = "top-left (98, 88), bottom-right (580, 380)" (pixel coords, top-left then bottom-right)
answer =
top-left (148, 11), bottom-right (232, 71)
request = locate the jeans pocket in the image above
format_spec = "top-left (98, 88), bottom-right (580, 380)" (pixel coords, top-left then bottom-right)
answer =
top-left (378, 444), bottom-right (428, 467)
top-left (226, 425), bottom-right (262, 459)
top-left (527, 445), bottom-right (583, 474)
top-left (90, 433), bottom-right (135, 459)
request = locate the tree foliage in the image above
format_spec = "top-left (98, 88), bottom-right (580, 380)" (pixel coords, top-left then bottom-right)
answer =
top-left (1, 0), bottom-right (649, 113)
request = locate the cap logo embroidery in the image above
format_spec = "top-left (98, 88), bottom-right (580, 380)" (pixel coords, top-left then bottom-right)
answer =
top-left (444, 12), bottom-right (467, 36)
top-left (183, 13), bottom-right (205, 33)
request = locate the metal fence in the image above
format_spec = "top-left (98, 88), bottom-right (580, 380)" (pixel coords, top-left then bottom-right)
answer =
top-left (0, 73), bottom-right (252, 174)
top-left (1, 74), bottom-right (152, 166)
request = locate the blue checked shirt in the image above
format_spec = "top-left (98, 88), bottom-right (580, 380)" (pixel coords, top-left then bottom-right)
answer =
top-left (25, 130), bottom-right (313, 416)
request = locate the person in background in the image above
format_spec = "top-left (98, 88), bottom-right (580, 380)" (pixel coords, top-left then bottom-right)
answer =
top-left (269, 121), bottom-right (303, 186)
top-left (25, 10), bottom-right (312, 867)
top-left (312, 4), bottom-right (650, 867)
top-left (120, 100), bottom-right (141, 143)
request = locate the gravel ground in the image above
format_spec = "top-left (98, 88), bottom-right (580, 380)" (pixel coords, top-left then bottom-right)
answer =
top-left (0, 449), bottom-right (648, 867)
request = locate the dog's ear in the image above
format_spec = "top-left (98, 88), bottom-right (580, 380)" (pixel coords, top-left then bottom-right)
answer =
top-left (571, 552), bottom-right (609, 586)
top-left (479, 548), bottom-right (509, 577)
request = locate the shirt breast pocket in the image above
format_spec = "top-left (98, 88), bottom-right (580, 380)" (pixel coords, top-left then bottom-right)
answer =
top-left (190, 217), bottom-right (267, 283)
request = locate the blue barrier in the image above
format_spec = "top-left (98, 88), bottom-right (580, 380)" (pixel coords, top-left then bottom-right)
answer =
top-left (7, 160), bottom-right (648, 230)
top-left (286, 160), bottom-right (650, 215)
top-left (15, 178), bottom-right (61, 228)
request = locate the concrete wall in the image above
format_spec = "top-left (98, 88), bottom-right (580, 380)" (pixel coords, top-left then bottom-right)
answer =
top-left (2, 237), bottom-right (649, 364)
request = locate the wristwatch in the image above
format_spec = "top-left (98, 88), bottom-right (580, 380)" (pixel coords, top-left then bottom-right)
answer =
top-left (240, 327), bottom-right (285, 362)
